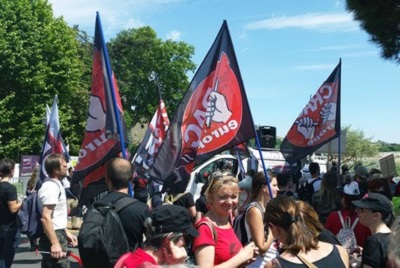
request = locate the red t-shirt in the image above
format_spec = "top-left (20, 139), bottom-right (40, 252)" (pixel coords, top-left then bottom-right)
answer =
top-left (192, 218), bottom-right (242, 265)
top-left (325, 209), bottom-right (371, 247)
top-left (115, 248), bottom-right (159, 268)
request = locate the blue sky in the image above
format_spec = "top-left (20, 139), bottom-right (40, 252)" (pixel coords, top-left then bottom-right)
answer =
top-left (48, 0), bottom-right (400, 144)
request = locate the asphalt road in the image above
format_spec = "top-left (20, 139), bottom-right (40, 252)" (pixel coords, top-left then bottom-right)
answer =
top-left (13, 232), bottom-right (81, 268)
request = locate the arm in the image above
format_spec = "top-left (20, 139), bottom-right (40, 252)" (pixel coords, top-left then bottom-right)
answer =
top-left (8, 199), bottom-right (21, 214)
top-left (41, 205), bottom-right (64, 259)
top-left (247, 206), bottom-right (274, 254)
top-left (336, 245), bottom-right (350, 268)
top-left (187, 205), bottom-right (197, 218)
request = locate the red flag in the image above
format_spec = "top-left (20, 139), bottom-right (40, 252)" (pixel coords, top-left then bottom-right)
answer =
top-left (38, 95), bottom-right (70, 181)
top-left (148, 21), bottom-right (255, 192)
top-left (280, 60), bottom-right (342, 166)
top-left (71, 13), bottom-right (127, 205)
top-left (132, 100), bottom-right (170, 170)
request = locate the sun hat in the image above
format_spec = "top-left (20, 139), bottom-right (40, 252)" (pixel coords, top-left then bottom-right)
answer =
top-left (352, 192), bottom-right (393, 213)
top-left (151, 205), bottom-right (199, 237)
top-left (356, 166), bottom-right (369, 179)
top-left (344, 181), bottom-right (360, 196)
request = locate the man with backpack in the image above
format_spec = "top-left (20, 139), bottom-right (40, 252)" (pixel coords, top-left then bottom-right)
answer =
top-left (38, 154), bottom-right (77, 268)
top-left (297, 162), bottom-right (321, 203)
top-left (78, 157), bottom-right (150, 268)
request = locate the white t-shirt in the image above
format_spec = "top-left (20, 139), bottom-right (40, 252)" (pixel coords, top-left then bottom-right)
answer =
top-left (38, 179), bottom-right (68, 230)
top-left (308, 177), bottom-right (322, 192)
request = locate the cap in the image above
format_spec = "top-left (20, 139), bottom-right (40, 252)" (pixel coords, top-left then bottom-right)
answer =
top-left (356, 166), bottom-right (369, 179)
top-left (151, 205), bottom-right (199, 237)
top-left (343, 181), bottom-right (360, 196)
top-left (352, 192), bottom-right (393, 213)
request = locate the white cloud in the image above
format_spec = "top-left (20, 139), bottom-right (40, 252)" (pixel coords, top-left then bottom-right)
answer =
top-left (166, 30), bottom-right (181, 41)
top-left (48, 0), bottom-right (184, 38)
top-left (246, 12), bottom-right (359, 33)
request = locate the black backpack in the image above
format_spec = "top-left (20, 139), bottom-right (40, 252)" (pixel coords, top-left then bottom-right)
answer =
top-left (78, 196), bottom-right (137, 268)
top-left (297, 178), bottom-right (320, 203)
top-left (233, 202), bottom-right (264, 246)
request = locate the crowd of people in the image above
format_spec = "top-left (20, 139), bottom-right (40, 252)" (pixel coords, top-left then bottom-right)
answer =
top-left (1, 155), bottom-right (400, 268)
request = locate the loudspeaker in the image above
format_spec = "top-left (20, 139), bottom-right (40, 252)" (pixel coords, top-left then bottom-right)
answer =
top-left (257, 126), bottom-right (276, 148)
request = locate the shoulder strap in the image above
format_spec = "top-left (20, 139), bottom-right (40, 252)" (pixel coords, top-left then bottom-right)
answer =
top-left (296, 254), bottom-right (317, 268)
top-left (350, 217), bottom-right (359, 230)
top-left (43, 179), bottom-right (62, 198)
top-left (113, 196), bottom-right (137, 213)
top-left (195, 220), bottom-right (217, 242)
top-left (337, 211), bottom-right (346, 229)
top-left (172, 193), bottom-right (186, 203)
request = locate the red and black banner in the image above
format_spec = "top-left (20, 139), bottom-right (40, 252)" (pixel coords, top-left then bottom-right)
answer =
top-left (71, 13), bottom-right (126, 206)
top-left (132, 100), bottom-right (170, 171)
top-left (148, 21), bottom-right (255, 192)
top-left (280, 59), bottom-right (341, 166)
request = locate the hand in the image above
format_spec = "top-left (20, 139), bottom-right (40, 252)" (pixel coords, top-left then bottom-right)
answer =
top-left (166, 239), bottom-right (188, 265)
top-left (296, 117), bottom-right (317, 139)
top-left (205, 91), bottom-right (232, 127)
top-left (320, 102), bottom-right (336, 124)
top-left (66, 231), bottom-right (78, 247)
top-left (50, 242), bottom-right (65, 259)
top-left (239, 242), bottom-right (258, 263)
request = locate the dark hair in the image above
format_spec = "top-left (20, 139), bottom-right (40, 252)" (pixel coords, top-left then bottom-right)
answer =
top-left (44, 154), bottom-right (64, 176)
top-left (251, 171), bottom-right (274, 201)
top-left (309, 162), bottom-right (320, 175)
top-left (319, 171), bottom-right (340, 206)
top-left (0, 158), bottom-right (15, 177)
top-left (368, 178), bottom-right (392, 200)
top-left (106, 158), bottom-right (134, 190)
top-left (27, 165), bottom-right (40, 191)
top-left (277, 172), bottom-right (292, 187)
top-left (265, 196), bottom-right (316, 255)
top-left (143, 217), bottom-right (183, 251)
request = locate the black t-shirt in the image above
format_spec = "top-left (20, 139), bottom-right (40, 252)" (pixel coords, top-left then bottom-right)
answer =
top-left (173, 192), bottom-right (195, 209)
top-left (0, 182), bottom-right (18, 225)
top-left (362, 232), bottom-right (390, 268)
top-left (318, 229), bottom-right (340, 245)
top-left (195, 196), bottom-right (209, 214)
top-left (101, 191), bottom-right (150, 249)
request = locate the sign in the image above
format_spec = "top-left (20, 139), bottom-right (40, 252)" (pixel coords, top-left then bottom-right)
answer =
top-left (379, 154), bottom-right (396, 177)
top-left (20, 155), bottom-right (40, 177)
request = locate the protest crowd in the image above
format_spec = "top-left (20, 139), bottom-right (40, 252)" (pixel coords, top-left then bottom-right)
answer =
top-left (1, 11), bottom-right (400, 268)
top-left (1, 154), bottom-right (400, 268)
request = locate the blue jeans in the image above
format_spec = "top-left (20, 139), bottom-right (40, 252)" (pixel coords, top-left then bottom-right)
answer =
top-left (0, 223), bottom-right (21, 268)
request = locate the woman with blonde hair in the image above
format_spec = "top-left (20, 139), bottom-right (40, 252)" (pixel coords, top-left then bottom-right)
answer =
top-left (192, 171), bottom-right (258, 267)
top-left (264, 196), bottom-right (349, 268)
top-left (244, 171), bottom-right (279, 267)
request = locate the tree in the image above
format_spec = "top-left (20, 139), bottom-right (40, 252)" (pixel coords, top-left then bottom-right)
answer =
top-left (345, 0), bottom-right (400, 64)
top-left (334, 126), bottom-right (379, 168)
top-left (107, 27), bottom-right (196, 127)
top-left (0, 0), bottom-right (88, 160)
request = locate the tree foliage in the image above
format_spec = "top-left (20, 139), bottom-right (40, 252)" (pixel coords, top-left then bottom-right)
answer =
top-left (337, 126), bottom-right (380, 167)
top-left (345, 0), bottom-right (400, 64)
top-left (107, 27), bottom-right (196, 127)
top-left (0, 0), bottom-right (88, 160)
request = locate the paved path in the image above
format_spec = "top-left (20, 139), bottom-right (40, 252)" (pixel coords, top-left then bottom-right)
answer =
top-left (13, 231), bottom-right (81, 268)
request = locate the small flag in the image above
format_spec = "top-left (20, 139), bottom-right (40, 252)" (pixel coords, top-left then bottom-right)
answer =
top-left (280, 60), bottom-right (342, 166)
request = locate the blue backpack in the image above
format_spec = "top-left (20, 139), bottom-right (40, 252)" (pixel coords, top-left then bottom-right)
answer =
top-left (17, 180), bottom-right (61, 239)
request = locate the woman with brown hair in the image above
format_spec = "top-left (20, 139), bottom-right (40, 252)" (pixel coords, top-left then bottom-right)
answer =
top-left (244, 171), bottom-right (279, 267)
top-left (192, 171), bottom-right (258, 267)
top-left (264, 196), bottom-right (348, 268)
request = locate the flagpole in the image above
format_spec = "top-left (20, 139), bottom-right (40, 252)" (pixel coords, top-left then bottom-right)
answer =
top-left (96, 12), bottom-right (132, 196)
top-left (254, 127), bottom-right (273, 199)
top-left (337, 59), bottom-right (342, 179)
